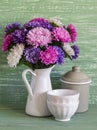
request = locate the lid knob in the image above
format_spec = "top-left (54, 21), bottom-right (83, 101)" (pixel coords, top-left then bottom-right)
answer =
top-left (72, 66), bottom-right (80, 72)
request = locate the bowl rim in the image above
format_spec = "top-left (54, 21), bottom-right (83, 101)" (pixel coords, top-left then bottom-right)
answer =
top-left (47, 99), bottom-right (79, 106)
top-left (47, 89), bottom-right (80, 98)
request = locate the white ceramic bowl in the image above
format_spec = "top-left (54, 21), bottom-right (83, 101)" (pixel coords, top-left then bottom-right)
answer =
top-left (47, 100), bottom-right (79, 121)
top-left (47, 89), bottom-right (80, 121)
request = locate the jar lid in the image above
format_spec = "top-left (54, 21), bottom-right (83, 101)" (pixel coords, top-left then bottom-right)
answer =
top-left (60, 66), bottom-right (92, 85)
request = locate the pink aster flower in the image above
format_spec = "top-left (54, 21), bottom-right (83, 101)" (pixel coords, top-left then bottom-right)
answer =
top-left (40, 46), bottom-right (57, 65)
top-left (26, 27), bottom-right (52, 47)
top-left (67, 24), bottom-right (77, 43)
top-left (1, 34), bottom-right (12, 51)
top-left (52, 27), bottom-right (71, 43)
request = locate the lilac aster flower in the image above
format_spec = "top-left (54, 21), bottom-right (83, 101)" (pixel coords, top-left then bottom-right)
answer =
top-left (24, 47), bottom-right (41, 64)
top-left (67, 24), bottom-right (77, 43)
top-left (40, 46), bottom-right (57, 65)
top-left (4, 22), bottom-right (21, 34)
top-left (52, 27), bottom-right (71, 43)
top-left (71, 45), bottom-right (79, 59)
top-left (53, 46), bottom-right (65, 64)
top-left (12, 30), bottom-right (25, 44)
top-left (1, 34), bottom-right (12, 51)
top-left (26, 27), bottom-right (52, 47)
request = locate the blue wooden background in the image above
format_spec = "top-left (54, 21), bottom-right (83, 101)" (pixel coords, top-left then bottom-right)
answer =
top-left (0, 0), bottom-right (97, 109)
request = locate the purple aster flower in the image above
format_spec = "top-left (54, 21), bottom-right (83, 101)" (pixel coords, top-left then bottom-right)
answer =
top-left (4, 22), bottom-right (21, 34)
top-left (53, 46), bottom-right (65, 64)
top-left (71, 45), bottom-right (79, 59)
top-left (24, 21), bottom-right (53, 31)
top-left (24, 47), bottom-right (41, 64)
top-left (12, 30), bottom-right (25, 44)
top-left (67, 24), bottom-right (77, 43)
top-left (40, 22), bottom-right (53, 31)
top-left (29, 18), bottom-right (53, 30)
top-left (1, 34), bottom-right (12, 51)
top-left (24, 21), bottom-right (41, 30)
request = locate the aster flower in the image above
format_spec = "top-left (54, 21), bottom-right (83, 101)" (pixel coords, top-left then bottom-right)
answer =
top-left (62, 44), bottom-right (75, 57)
top-left (40, 46), bottom-right (57, 65)
top-left (24, 21), bottom-right (41, 30)
top-left (1, 34), bottom-right (12, 51)
top-left (53, 46), bottom-right (65, 64)
top-left (26, 27), bottom-right (52, 47)
top-left (71, 45), bottom-right (80, 59)
top-left (49, 18), bottom-right (63, 26)
top-left (12, 30), bottom-right (25, 44)
top-left (67, 24), bottom-right (77, 43)
top-left (7, 44), bottom-right (24, 67)
top-left (5, 22), bottom-right (21, 34)
top-left (24, 47), bottom-right (41, 64)
top-left (29, 18), bottom-right (53, 30)
top-left (52, 27), bottom-right (71, 43)
top-left (24, 21), bottom-right (53, 31)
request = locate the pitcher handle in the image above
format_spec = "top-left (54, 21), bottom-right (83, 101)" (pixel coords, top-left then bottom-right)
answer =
top-left (22, 69), bottom-right (36, 97)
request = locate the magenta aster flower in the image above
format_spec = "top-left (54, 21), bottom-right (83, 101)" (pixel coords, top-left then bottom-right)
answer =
top-left (26, 27), bottom-right (52, 47)
top-left (52, 27), bottom-right (71, 43)
top-left (67, 24), bottom-right (77, 43)
top-left (40, 46), bottom-right (57, 65)
top-left (1, 34), bottom-right (12, 51)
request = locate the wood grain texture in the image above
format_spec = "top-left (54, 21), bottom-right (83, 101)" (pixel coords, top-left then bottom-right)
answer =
top-left (0, 105), bottom-right (97, 130)
top-left (0, 0), bottom-right (97, 109)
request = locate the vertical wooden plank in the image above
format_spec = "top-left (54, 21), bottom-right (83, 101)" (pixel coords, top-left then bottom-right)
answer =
top-left (0, 0), bottom-right (97, 108)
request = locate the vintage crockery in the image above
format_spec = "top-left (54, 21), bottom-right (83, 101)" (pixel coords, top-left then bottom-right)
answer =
top-left (60, 66), bottom-right (92, 112)
top-left (22, 66), bottom-right (54, 116)
top-left (47, 89), bottom-right (80, 121)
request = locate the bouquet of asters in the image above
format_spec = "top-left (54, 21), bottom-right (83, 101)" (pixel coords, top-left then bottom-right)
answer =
top-left (1, 18), bottom-right (79, 70)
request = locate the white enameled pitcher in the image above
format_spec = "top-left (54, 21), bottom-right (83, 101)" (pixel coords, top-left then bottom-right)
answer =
top-left (22, 66), bottom-right (54, 116)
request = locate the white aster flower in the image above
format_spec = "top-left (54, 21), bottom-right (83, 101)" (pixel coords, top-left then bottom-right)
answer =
top-left (7, 44), bottom-right (24, 67)
top-left (63, 44), bottom-right (75, 56)
top-left (49, 18), bottom-right (63, 26)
